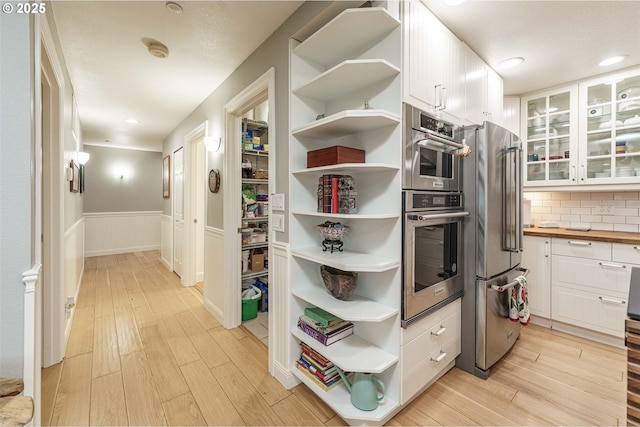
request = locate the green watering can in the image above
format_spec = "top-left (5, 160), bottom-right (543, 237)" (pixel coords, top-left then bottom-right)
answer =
top-left (336, 367), bottom-right (385, 411)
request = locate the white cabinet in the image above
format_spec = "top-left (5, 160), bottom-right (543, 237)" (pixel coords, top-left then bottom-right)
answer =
top-left (403, 0), bottom-right (465, 122)
top-left (464, 43), bottom-right (504, 126)
top-left (578, 67), bottom-right (640, 184)
top-left (400, 298), bottom-right (460, 404)
top-left (521, 85), bottom-right (579, 187)
top-left (289, 7), bottom-right (403, 425)
top-left (522, 236), bottom-right (551, 319)
top-left (551, 238), bottom-right (631, 338)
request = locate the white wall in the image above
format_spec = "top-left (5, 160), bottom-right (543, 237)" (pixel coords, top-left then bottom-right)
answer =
top-left (0, 10), bottom-right (33, 378)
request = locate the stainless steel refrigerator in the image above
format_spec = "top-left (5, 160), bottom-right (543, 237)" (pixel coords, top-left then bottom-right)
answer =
top-left (456, 121), bottom-right (528, 379)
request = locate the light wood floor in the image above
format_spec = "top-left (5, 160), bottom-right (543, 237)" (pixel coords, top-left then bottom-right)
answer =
top-left (42, 251), bottom-right (627, 426)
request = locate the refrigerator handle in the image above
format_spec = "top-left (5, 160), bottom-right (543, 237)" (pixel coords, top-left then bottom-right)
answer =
top-left (516, 144), bottom-right (523, 252)
top-left (502, 146), bottom-right (519, 253)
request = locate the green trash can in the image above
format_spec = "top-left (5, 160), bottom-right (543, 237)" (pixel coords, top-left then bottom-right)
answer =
top-left (241, 285), bottom-right (261, 321)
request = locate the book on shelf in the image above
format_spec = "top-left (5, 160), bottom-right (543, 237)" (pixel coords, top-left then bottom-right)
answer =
top-left (299, 314), bottom-right (351, 335)
top-left (303, 306), bottom-right (343, 327)
top-left (316, 174), bottom-right (357, 214)
top-left (297, 318), bottom-right (354, 346)
top-left (295, 361), bottom-right (344, 392)
top-left (298, 354), bottom-right (339, 382)
top-left (300, 342), bottom-right (332, 368)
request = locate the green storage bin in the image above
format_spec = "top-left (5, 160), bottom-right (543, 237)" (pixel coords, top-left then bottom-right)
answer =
top-left (241, 285), bottom-right (261, 321)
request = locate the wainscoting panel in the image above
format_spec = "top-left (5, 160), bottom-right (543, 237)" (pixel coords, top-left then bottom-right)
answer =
top-left (84, 211), bottom-right (161, 257)
top-left (271, 241), bottom-right (297, 389)
top-left (204, 227), bottom-right (225, 324)
top-left (161, 214), bottom-right (172, 270)
top-left (64, 217), bottom-right (85, 312)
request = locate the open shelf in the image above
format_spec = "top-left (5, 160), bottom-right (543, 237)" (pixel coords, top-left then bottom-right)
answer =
top-left (292, 211), bottom-right (399, 220)
top-left (293, 287), bottom-right (398, 322)
top-left (292, 329), bottom-right (398, 373)
top-left (292, 7), bottom-right (400, 67)
top-left (293, 59), bottom-right (400, 102)
top-left (242, 269), bottom-right (268, 281)
top-left (292, 162), bottom-right (399, 175)
top-left (292, 247), bottom-right (399, 272)
top-left (292, 109), bottom-right (400, 140)
top-left (291, 367), bottom-right (399, 423)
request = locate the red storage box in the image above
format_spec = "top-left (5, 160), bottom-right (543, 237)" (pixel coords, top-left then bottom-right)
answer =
top-left (307, 146), bottom-right (365, 168)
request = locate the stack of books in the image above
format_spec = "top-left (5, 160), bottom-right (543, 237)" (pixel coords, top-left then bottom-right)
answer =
top-left (316, 175), bottom-right (356, 214)
top-left (297, 306), bottom-right (354, 346)
top-left (295, 342), bottom-right (344, 391)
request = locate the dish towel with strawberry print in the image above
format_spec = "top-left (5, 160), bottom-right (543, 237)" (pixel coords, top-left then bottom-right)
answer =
top-left (509, 275), bottom-right (530, 325)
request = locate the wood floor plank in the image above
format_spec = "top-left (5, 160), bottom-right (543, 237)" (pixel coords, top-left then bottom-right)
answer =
top-left (139, 324), bottom-right (189, 402)
top-left (76, 281), bottom-right (96, 309)
top-left (66, 306), bottom-right (95, 357)
top-left (161, 392), bottom-right (207, 426)
top-left (120, 351), bottom-right (167, 426)
top-left (89, 371), bottom-right (128, 426)
top-left (94, 286), bottom-right (114, 318)
top-left (392, 399), bottom-right (441, 426)
top-left (41, 362), bottom-right (63, 426)
top-left (92, 315), bottom-right (121, 378)
top-left (50, 353), bottom-right (92, 426)
top-left (290, 383), bottom-right (335, 424)
top-left (212, 361), bottom-right (285, 426)
top-left (156, 313), bottom-right (201, 367)
top-left (271, 393), bottom-right (325, 426)
top-left (410, 391), bottom-right (477, 425)
top-left (174, 311), bottom-right (229, 369)
top-left (114, 305), bottom-right (143, 355)
top-left (180, 360), bottom-right (245, 426)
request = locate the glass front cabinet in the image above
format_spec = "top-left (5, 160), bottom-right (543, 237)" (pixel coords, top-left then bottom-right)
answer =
top-left (522, 86), bottom-right (578, 187)
top-left (579, 68), bottom-right (640, 183)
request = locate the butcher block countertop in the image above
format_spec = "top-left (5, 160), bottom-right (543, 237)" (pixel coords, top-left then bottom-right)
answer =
top-left (524, 227), bottom-right (640, 245)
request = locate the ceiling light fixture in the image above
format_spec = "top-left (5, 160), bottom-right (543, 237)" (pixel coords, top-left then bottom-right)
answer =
top-left (147, 41), bottom-right (169, 59)
top-left (165, 1), bottom-right (183, 14)
top-left (599, 55), bottom-right (626, 67)
top-left (125, 118), bottom-right (139, 124)
top-left (499, 57), bottom-right (525, 69)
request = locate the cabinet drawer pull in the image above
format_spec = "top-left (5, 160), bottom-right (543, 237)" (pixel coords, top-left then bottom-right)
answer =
top-left (599, 262), bottom-right (626, 269)
top-left (568, 241), bottom-right (591, 246)
top-left (431, 351), bottom-right (447, 363)
top-left (599, 296), bottom-right (626, 305)
top-left (634, 246), bottom-right (639, 251)
top-left (430, 326), bottom-right (447, 336)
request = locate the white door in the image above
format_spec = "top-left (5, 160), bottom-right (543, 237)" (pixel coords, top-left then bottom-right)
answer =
top-left (173, 147), bottom-right (184, 277)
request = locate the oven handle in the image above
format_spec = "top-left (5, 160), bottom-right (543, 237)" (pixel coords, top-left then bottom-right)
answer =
top-left (490, 268), bottom-right (530, 292)
top-left (406, 211), bottom-right (469, 222)
top-left (416, 133), bottom-right (464, 150)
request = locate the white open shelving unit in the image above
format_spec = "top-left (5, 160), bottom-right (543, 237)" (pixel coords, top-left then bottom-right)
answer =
top-left (288, 6), bottom-right (403, 425)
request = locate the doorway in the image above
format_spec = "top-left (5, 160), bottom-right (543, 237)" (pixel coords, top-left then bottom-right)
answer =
top-left (173, 147), bottom-right (184, 277)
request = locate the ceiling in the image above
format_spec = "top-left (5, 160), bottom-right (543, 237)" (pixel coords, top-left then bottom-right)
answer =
top-left (51, 1), bottom-right (640, 153)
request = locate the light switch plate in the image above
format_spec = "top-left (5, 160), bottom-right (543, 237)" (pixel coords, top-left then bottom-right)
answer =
top-left (273, 214), bottom-right (285, 232)
top-left (271, 193), bottom-right (285, 211)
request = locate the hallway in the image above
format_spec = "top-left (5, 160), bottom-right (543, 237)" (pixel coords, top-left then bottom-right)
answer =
top-left (41, 251), bottom-right (627, 426)
top-left (42, 251), bottom-right (341, 426)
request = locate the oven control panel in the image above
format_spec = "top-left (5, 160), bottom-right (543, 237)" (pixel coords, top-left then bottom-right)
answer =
top-left (404, 191), bottom-right (463, 212)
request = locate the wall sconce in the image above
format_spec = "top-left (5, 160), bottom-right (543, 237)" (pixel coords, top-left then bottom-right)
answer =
top-left (204, 136), bottom-right (222, 152)
top-left (77, 151), bottom-right (90, 165)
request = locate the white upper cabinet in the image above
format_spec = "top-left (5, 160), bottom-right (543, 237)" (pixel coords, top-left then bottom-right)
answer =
top-left (579, 67), bottom-right (640, 184)
top-left (403, 0), bottom-right (465, 122)
top-left (463, 43), bottom-right (504, 126)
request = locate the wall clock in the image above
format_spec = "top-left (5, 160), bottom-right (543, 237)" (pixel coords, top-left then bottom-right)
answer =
top-left (209, 169), bottom-right (220, 193)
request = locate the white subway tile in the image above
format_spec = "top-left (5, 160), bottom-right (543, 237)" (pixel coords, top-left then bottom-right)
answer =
top-left (581, 214), bottom-right (602, 223)
top-left (561, 214), bottom-right (582, 222)
top-left (614, 223), bottom-right (639, 233)
top-left (614, 207), bottom-right (639, 216)
top-left (537, 206), bottom-right (552, 214)
top-left (581, 201), bottom-right (598, 208)
top-left (560, 200), bottom-right (581, 208)
top-left (569, 207), bottom-right (591, 215)
top-left (614, 191), bottom-right (639, 200)
top-left (543, 200), bottom-right (562, 207)
top-left (627, 201), bottom-right (640, 208)
top-left (551, 192), bottom-right (571, 200)
top-left (626, 216), bottom-right (640, 225)
top-left (546, 213), bottom-right (562, 221)
top-left (531, 200), bottom-right (544, 207)
top-left (602, 216), bottom-right (626, 224)
top-left (591, 223), bottom-right (614, 231)
top-left (591, 192), bottom-right (614, 200)
top-left (570, 192), bottom-right (591, 201)
top-left (538, 192), bottom-right (553, 200)
top-left (552, 207), bottom-right (572, 214)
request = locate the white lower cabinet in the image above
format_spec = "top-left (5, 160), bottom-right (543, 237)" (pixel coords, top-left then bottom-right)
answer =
top-left (400, 298), bottom-right (460, 404)
top-left (550, 238), bottom-right (633, 339)
top-left (522, 236), bottom-right (551, 319)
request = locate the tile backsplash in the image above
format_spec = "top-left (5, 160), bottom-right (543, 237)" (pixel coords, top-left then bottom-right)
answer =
top-left (525, 191), bottom-right (640, 233)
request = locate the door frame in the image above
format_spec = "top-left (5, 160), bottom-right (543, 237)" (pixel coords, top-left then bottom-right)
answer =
top-left (223, 68), bottom-right (275, 345)
top-left (40, 14), bottom-right (65, 368)
top-left (172, 146), bottom-right (184, 278)
top-left (181, 122), bottom-right (208, 287)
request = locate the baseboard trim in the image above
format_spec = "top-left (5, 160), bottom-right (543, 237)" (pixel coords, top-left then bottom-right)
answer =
top-left (272, 359), bottom-right (299, 390)
top-left (203, 296), bottom-right (224, 325)
top-left (85, 244), bottom-right (161, 257)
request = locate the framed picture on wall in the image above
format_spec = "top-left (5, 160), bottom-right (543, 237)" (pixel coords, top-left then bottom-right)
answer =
top-left (163, 155), bottom-right (170, 198)
top-left (70, 160), bottom-right (79, 193)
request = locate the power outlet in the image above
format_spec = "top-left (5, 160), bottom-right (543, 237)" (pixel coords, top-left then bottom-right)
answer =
top-left (272, 214), bottom-right (285, 232)
top-left (597, 200), bottom-right (613, 215)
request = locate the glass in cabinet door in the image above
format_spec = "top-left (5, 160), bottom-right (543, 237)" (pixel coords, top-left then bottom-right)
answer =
top-left (616, 74), bottom-right (640, 123)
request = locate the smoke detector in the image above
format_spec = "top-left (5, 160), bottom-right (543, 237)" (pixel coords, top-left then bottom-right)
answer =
top-left (165, 1), bottom-right (183, 14)
top-left (147, 41), bottom-right (169, 59)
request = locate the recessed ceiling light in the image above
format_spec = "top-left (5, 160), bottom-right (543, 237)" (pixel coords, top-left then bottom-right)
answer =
top-left (599, 55), bottom-right (626, 67)
top-left (499, 57), bottom-right (525, 69)
top-left (165, 2), bottom-right (183, 14)
top-left (125, 118), bottom-right (139, 124)
top-left (147, 41), bottom-right (169, 59)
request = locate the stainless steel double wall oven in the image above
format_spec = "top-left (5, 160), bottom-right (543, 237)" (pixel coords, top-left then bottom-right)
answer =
top-left (402, 103), bottom-right (468, 327)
